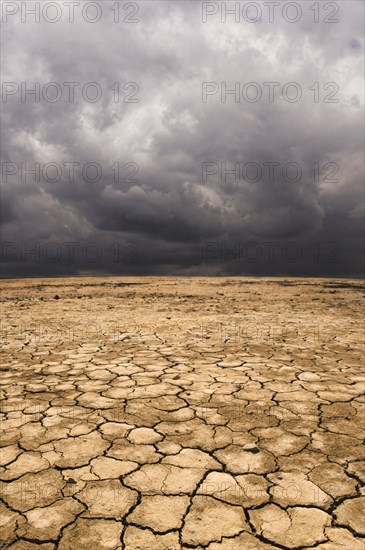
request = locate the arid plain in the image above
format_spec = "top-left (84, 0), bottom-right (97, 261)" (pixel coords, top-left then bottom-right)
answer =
top-left (0, 277), bottom-right (364, 549)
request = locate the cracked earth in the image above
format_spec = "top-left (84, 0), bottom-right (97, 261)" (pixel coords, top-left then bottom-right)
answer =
top-left (0, 277), bottom-right (364, 549)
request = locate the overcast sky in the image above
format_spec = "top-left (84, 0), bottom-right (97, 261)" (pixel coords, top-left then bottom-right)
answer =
top-left (1, 1), bottom-right (364, 277)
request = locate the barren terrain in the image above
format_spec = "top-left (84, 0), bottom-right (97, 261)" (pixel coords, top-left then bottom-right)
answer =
top-left (0, 277), bottom-right (364, 549)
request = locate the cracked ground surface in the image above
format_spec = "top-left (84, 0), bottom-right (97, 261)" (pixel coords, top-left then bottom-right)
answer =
top-left (0, 276), bottom-right (364, 549)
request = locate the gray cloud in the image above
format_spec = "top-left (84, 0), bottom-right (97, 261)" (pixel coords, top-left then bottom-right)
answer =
top-left (1, 0), bottom-right (364, 277)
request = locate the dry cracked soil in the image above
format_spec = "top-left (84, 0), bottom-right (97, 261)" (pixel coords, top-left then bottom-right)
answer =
top-left (0, 276), bottom-right (364, 549)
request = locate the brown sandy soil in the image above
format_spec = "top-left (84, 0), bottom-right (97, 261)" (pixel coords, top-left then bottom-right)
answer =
top-left (0, 276), bottom-right (364, 549)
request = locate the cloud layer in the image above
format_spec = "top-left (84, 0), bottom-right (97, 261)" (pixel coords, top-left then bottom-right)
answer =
top-left (1, 1), bottom-right (364, 276)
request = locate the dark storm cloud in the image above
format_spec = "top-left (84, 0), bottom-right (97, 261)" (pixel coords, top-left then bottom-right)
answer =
top-left (1, 0), bottom-right (364, 276)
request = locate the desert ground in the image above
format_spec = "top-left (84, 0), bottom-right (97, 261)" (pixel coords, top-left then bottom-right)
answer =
top-left (0, 276), bottom-right (364, 549)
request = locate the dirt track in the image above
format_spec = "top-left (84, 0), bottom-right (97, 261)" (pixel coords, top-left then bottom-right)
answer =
top-left (1, 277), bottom-right (364, 549)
